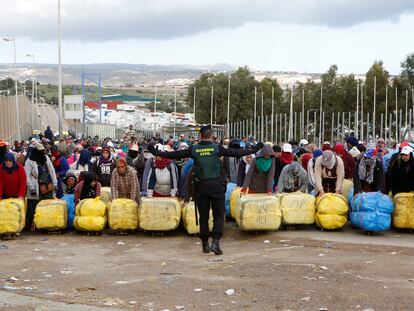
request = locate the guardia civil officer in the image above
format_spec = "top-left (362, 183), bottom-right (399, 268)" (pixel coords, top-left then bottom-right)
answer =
top-left (148, 125), bottom-right (263, 255)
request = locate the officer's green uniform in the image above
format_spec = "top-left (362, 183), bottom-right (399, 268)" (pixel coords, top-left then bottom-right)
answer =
top-left (148, 140), bottom-right (260, 243)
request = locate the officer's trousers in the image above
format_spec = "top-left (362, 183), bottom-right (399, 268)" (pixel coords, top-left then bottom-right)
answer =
top-left (196, 178), bottom-right (225, 241)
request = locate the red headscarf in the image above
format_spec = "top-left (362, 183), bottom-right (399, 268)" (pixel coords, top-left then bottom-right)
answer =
top-left (155, 157), bottom-right (172, 169)
top-left (280, 151), bottom-right (294, 164)
top-left (322, 144), bottom-right (332, 151)
top-left (333, 144), bottom-right (346, 160)
top-left (300, 153), bottom-right (312, 170)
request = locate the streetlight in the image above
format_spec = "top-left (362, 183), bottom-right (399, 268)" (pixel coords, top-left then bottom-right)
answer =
top-left (3, 37), bottom-right (21, 141)
top-left (57, 0), bottom-right (63, 138)
top-left (26, 54), bottom-right (35, 107)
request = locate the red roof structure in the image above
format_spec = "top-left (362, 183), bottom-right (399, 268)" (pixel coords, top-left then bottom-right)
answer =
top-left (84, 100), bottom-right (123, 110)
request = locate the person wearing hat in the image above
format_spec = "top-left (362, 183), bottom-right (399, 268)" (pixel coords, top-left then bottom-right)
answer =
top-left (50, 146), bottom-right (70, 198)
top-left (126, 144), bottom-right (140, 167)
top-left (389, 146), bottom-right (414, 196)
top-left (277, 161), bottom-right (308, 193)
top-left (124, 125), bottom-right (136, 143)
top-left (348, 146), bottom-right (362, 160)
top-left (242, 144), bottom-right (274, 194)
top-left (44, 125), bottom-right (54, 142)
top-left (111, 158), bottom-right (140, 202)
top-left (93, 146), bottom-right (116, 187)
top-left (24, 143), bottom-right (58, 231)
top-left (296, 139), bottom-right (310, 158)
top-left (307, 149), bottom-right (323, 193)
top-left (63, 172), bottom-right (77, 195)
top-left (322, 141), bottom-right (332, 151)
top-left (353, 149), bottom-right (386, 195)
top-left (147, 125), bottom-right (263, 255)
top-left (274, 143), bottom-right (295, 191)
top-left (314, 150), bottom-right (345, 196)
top-left (236, 153), bottom-right (254, 187)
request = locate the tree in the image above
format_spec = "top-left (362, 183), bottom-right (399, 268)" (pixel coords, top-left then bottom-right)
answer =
top-left (401, 53), bottom-right (414, 87)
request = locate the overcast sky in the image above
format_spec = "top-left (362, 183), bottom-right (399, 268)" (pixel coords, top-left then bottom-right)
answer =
top-left (0, 0), bottom-right (413, 74)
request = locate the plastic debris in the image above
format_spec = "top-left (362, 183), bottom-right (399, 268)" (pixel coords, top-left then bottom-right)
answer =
top-left (324, 243), bottom-right (334, 249)
top-left (319, 254), bottom-right (325, 257)
top-left (320, 308), bottom-right (328, 311)
top-left (41, 237), bottom-right (48, 241)
top-left (175, 306), bottom-right (185, 310)
top-left (264, 240), bottom-right (270, 244)
top-left (44, 274), bottom-right (52, 278)
top-left (34, 249), bottom-right (40, 252)
top-left (117, 241), bottom-right (125, 246)
top-left (390, 252), bottom-right (397, 255)
top-left (225, 289), bottom-right (235, 296)
top-left (193, 288), bottom-right (202, 292)
top-left (0, 244), bottom-right (8, 250)
top-left (301, 297), bottom-right (311, 302)
top-left (115, 281), bottom-right (128, 284)
top-left (129, 301), bottom-right (138, 304)
top-left (320, 266), bottom-right (328, 270)
top-left (363, 309), bottom-right (375, 311)
top-left (161, 262), bottom-right (167, 266)
top-left (60, 269), bottom-right (73, 275)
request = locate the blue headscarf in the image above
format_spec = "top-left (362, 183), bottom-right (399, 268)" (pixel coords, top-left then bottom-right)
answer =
top-left (77, 149), bottom-right (91, 168)
top-left (2, 152), bottom-right (18, 174)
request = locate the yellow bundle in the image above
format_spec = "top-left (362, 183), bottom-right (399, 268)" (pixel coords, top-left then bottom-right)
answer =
top-left (139, 197), bottom-right (181, 231)
top-left (230, 187), bottom-right (242, 218)
top-left (74, 197), bottom-right (107, 231)
top-left (34, 199), bottom-right (67, 230)
top-left (280, 192), bottom-right (315, 225)
top-left (0, 198), bottom-right (25, 234)
top-left (100, 187), bottom-right (112, 206)
top-left (393, 192), bottom-right (414, 229)
top-left (235, 194), bottom-right (282, 231)
top-left (315, 193), bottom-right (348, 229)
top-left (108, 198), bottom-right (138, 231)
top-left (181, 201), bottom-right (213, 235)
top-left (74, 216), bottom-right (106, 232)
top-left (76, 197), bottom-right (106, 217)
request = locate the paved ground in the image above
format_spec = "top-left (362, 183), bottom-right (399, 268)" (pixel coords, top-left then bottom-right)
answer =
top-left (1, 222), bottom-right (414, 311)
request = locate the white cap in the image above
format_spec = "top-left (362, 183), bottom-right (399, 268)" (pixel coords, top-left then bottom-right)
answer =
top-left (282, 143), bottom-right (293, 153)
top-left (401, 146), bottom-right (413, 155)
top-left (323, 141), bottom-right (331, 146)
top-left (107, 141), bottom-right (114, 148)
top-left (155, 143), bottom-right (164, 152)
top-left (299, 139), bottom-right (309, 146)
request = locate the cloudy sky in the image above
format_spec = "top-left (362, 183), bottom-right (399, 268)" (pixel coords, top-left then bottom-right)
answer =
top-left (0, 0), bottom-right (413, 74)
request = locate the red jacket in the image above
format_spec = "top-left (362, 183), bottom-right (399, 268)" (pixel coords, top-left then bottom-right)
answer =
top-left (0, 163), bottom-right (27, 198)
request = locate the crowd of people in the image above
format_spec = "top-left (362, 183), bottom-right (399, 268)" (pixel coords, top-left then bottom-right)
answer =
top-left (0, 124), bottom-right (413, 254)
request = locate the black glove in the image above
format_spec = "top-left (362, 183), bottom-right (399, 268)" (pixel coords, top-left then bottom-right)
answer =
top-left (30, 188), bottom-right (36, 196)
top-left (254, 142), bottom-right (264, 151)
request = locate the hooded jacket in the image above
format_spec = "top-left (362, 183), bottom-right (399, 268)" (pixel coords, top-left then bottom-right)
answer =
top-left (0, 153), bottom-right (27, 198)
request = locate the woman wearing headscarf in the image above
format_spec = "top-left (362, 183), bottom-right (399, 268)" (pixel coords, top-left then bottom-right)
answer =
top-left (24, 143), bottom-right (57, 231)
top-left (0, 152), bottom-right (27, 199)
top-left (333, 143), bottom-right (355, 180)
top-left (93, 146), bottom-right (116, 187)
top-left (277, 161), bottom-right (309, 193)
top-left (314, 150), bottom-right (345, 196)
top-left (237, 154), bottom-right (254, 187)
top-left (353, 149), bottom-right (386, 195)
top-left (141, 145), bottom-right (179, 197)
top-left (126, 144), bottom-right (139, 167)
top-left (50, 146), bottom-right (70, 198)
top-left (70, 148), bottom-right (91, 175)
top-left (243, 144), bottom-right (275, 194)
top-left (74, 172), bottom-right (101, 204)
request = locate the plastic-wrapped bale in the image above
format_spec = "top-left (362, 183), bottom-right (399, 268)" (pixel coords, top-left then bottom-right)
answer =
top-left (280, 192), bottom-right (315, 225)
top-left (225, 183), bottom-right (237, 217)
top-left (139, 197), bottom-right (181, 231)
top-left (393, 192), bottom-right (414, 229)
top-left (34, 199), bottom-right (68, 230)
top-left (0, 198), bottom-right (26, 235)
top-left (61, 194), bottom-right (75, 229)
top-left (100, 187), bottom-right (112, 206)
top-left (350, 192), bottom-right (394, 232)
top-left (108, 198), bottom-right (138, 231)
top-left (315, 193), bottom-right (348, 230)
top-left (342, 179), bottom-right (354, 203)
top-left (234, 194), bottom-right (282, 231)
top-left (230, 187), bottom-right (242, 218)
top-left (181, 201), bottom-right (214, 235)
top-left (74, 197), bottom-right (107, 232)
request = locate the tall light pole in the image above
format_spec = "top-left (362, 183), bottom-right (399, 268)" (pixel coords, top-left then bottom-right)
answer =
top-left (26, 54), bottom-right (35, 107)
top-left (227, 75), bottom-right (231, 138)
top-left (3, 37), bottom-right (21, 141)
top-left (193, 85), bottom-right (196, 123)
top-left (58, 0), bottom-right (63, 137)
top-left (154, 84), bottom-right (157, 133)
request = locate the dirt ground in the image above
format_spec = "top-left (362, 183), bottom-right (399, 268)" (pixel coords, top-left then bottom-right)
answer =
top-left (1, 222), bottom-right (414, 311)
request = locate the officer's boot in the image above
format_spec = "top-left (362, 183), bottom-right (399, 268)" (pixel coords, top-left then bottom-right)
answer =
top-left (202, 240), bottom-right (211, 253)
top-left (210, 239), bottom-right (223, 255)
